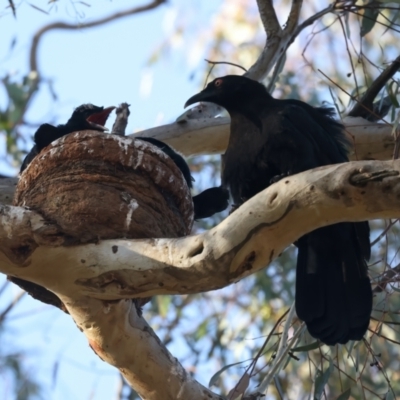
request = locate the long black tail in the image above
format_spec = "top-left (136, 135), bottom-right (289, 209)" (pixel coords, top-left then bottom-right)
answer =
top-left (295, 222), bottom-right (372, 345)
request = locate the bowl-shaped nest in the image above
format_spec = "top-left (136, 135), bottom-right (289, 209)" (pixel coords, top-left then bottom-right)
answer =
top-left (14, 131), bottom-right (194, 244)
top-left (11, 131), bottom-right (194, 310)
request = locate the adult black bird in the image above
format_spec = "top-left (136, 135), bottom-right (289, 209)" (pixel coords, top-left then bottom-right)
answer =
top-left (185, 75), bottom-right (372, 345)
top-left (20, 104), bottom-right (115, 172)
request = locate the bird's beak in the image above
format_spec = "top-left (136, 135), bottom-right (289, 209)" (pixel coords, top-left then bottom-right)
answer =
top-left (87, 106), bottom-right (115, 131)
top-left (184, 89), bottom-right (214, 108)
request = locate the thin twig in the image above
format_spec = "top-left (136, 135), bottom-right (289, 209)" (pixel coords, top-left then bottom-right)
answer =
top-left (204, 59), bottom-right (247, 72)
top-left (318, 69), bottom-right (392, 125)
top-left (257, 302), bottom-right (306, 395)
top-left (348, 55), bottom-right (400, 119)
top-left (249, 309), bottom-right (290, 376)
top-left (29, 0), bottom-right (166, 74)
top-left (293, 3), bottom-right (335, 38)
top-left (371, 220), bottom-right (399, 247)
top-left (337, 15), bottom-right (359, 99)
top-left (0, 291), bottom-right (25, 324)
top-left (8, 0), bottom-right (16, 17)
top-left (373, 262), bottom-right (400, 294)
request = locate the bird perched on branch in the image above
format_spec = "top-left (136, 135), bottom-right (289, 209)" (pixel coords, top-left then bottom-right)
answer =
top-left (20, 104), bottom-right (115, 172)
top-left (185, 75), bottom-right (372, 345)
top-left (110, 103), bottom-right (229, 219)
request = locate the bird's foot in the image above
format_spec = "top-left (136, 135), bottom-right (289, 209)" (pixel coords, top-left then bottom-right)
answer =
top-left (270, 171), bottom-right (292, 184)
top-left (229, 203), bottom-right (241, 214)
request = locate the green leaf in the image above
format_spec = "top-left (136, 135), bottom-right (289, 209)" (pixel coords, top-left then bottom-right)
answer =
top-left (346, 340), bottom-right (356, 357)
top-left (344, 12), bottom-right (351, 39)
top-left (389, 284), bottom-right (400, 293)
top-left (274, 376), bottom-right (285, 399)
top-left (208, 360), bottom-right (247, 387)
top-left (156, 295), bottom-right (171, 318)
top-left (388, 81), bottom-right (400, 107)
top-left (314, 358), bottom-right (333, 400)
top-left (360, 3), bottom-right (381, 37)
top-left (355, 344), bottom-right (360, 372)
top-left (292, 341), bottom-right (320, 352)
top-left (336, 388), bottom-right (351, 400)
top-left (227, 373), bottom-right (250, 400)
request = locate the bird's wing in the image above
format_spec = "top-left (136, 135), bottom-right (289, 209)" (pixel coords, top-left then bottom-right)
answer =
top-left (34, 123), bottom-right (61, 151)
top-left (287, 106), bottom-right (348, 165)
top-left (271, 104), bottom-right (349, 169)
top-left (264, 104), bottom-right (371, 264)
top-left (223, 112), bottom-right (279, 202)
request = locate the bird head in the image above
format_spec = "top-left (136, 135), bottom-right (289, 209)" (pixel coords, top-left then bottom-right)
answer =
top-left (67, 104), bottom-right (116, 132)
top-left (184, 75), bottom-right (268, 110)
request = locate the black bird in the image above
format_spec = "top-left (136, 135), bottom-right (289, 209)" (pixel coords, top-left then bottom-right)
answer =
top-left (135, 136), bottom-right (229, 220)
top-left (20, 104), bottom-right (115, 172)
top-left (185, 75), bottom-right (372, 345)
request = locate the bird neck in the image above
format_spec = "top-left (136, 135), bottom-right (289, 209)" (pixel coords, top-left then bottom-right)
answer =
top-left (227, 95), bottom-right (273, 131)
top-left (63, 118), bottom-right (88, 133)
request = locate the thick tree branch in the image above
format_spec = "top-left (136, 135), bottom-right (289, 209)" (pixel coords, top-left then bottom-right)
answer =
top-left (245, 1), bottom-right (341, 82)
top-left (2, 159), bottom-right (400, 299)
top-left (141, 116), bottom-right (394, 162)
top-left (285, 0), bottom-right (303, 32)
top-left (139, 116), bottom-right (393, 160)
top-left (348, 55), bottom-right (400, 120)
top-left (246, 0), bottom-right (304, 81)
top-left (256, 0), bottom-right (281, 37)
top-left (60, 295), bottom-right (221, 400)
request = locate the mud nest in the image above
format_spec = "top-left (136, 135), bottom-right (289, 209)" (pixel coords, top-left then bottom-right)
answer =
top-left (11, 131), bottom-right (194, 309)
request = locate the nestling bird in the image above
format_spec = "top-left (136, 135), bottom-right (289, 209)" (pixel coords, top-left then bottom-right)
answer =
top-left (20, 104), bottom-right (115, 172)
top-left (185, 75), bottom-right (372, 345)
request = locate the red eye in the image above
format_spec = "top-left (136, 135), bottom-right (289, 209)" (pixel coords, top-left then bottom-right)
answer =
top-left (215, 79), bottom-right (223, 87)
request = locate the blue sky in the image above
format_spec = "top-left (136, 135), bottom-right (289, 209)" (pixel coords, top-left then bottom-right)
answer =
top-left (0, 1), bottom-right (224, 398)
top-left (0, 0), bottom-right (221, 171)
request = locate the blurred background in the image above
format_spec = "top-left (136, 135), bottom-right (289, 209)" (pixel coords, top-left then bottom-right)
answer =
top-left (1, 1), bottom-right (400, 399)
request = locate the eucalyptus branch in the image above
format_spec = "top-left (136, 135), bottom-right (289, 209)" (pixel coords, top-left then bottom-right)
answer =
top-left (256, 0), bottom-right (282, 36)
